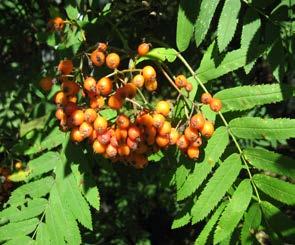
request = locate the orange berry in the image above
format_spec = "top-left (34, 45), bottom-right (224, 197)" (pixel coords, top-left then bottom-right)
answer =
top-left (201, 121), bottom-right (214, 138)
top-left (191, 136), bottom-right (202, 147)
top-left (210, 98), bottom-right (222, 112)
top-left (97, 42), bottom-right (108, 52)
top-left (15, 162), bottom-right (23, 170)
top-left (155, 100), bottom-right (170, 117)
top-left (156, 135), bottom-right (169, 148)
top-left (39, 77), bottom-right (53, 91)
top-left (94, 116), bottom-right (108, 134)
top-left (176, 135), bottom-right (190, 150)
top-left (185, 82), bottom-right (193, 92)
top-left (145, 80), bottom-right (158, 92)
top-left (58, 60), bottom-right (73, 75)
top-left (184, 126), bottom-right (199, 142)
top-left (70, 127), bottom-right (84, 142)
top-left (97, 131), bottom-right (111, 145)
top-left (53, 17), bottom-right (64, 30)
top-left (90, 96), bottom-right (105, 109)
top-left (169, 128), bottom-right (180, 145)
top-left (123, 83), bottom-right (137, 98)
top-left (84, 108), bottom-right (97, 123)
top-left (91, 50), bottom-right (105, 67)
top-left (89, 130), bottom-right (98, 144)
top-left (201, 92), bottom-right (212, 104)
top-left (145, 126), bottom-right (157, 145)
top-left (128, 125), bottom-right (141, 141)
top-left (137, 43), bottom-right (150, 56)
top-left (54, 91), bottom-right (68, 105)
top-left (93, 140), bottom-right (107, 154)
top-left (63, 102), bottom-right (77, 115)
top-left (68, 95), bottom-right (77, 103)
top-left (115, 128), bottom-right (128, 142)
top-left (127, 137), bottom-right (139, 150)
top-left (175, 75), bottom-right (187, 88)
top-left (142, 66), bottom-right (156, 82)
top-left (108, 95), bottom-right (124, 110)
top-left (132, 74), bottom-right (145, 88)
top-left (106, 144), bottom-right (118, 158)
top-left (96, 77), bottom-right (113, 96)
top-left (110, 136), bottom-right (119, 148)
top-left (106, 53), bottom-right (120, 69)
top-left (71, 110), bottom-right (85, 126)
top-left (84, 77), bottom-right (97, 92)
top-left (116, 115), bottom-right (130, 129)
top-left (158, 121), bottom-right (172, 136)
top-left (118, 144), bottom-right (130, 156)
top-left (55, 108), bottom-right (66, 121)
top-left (152, 113), bottom-right (165, 128)
top-left (187, 146), bottom-right (200, 159)
top-left (79, 122), bottom-right (93, 138)
top-left (190, 113), bottom-right (205, 130)
top-left (61, 80), bottom-right (79, 96)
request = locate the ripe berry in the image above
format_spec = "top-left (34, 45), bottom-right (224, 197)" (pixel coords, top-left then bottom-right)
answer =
top-left (90, 96), bottom-right (105, 109)
top-left (39, 77), bottom-right (53, 91)
top-left (84, 77), bottom-right (97, 92)
top-left (152, 113), bottom-right (165, 128)
top-left (201, 120), bottom-right (214, 138)
top-left (15, 162), bottom-right (23, 170)
top-left (70, 127), bottom-right (84, 142)
top-left (58, 60), bottom-right (73, 75)
top-left (71, 110), bottom-right (85, 126)
top-left (64, 102), bottom-right (77, 115)
top-left (177, 135), bottom-right (190, 150)
top-left (110, 136), bottom-right (119, 148)
top-left (106, 144), bottom-right (118, 158)
top-left (93, 140), bottom-right (107, 154)
top-left (158, 121), bottom-right (172, 136)
top-left (61, 81), bottom-right (79, 96)
top-left (106, 53), bottom-right (120, 69)
top-left (128, 125), bottom-right (141, 141)
top-left (115, 128), bottom-right (128, 142)
top-left (145, 80), bottom-right (158, 92)
top-left (96, 77), bottom-right (113, 96)
top-left (137, 43), bottom-right (150, 56)
top-left (175, 75), bottom-right (187, 88)
top-left (155, 100), bottom-right (170, 117)
top-left (108, 95), bottom-right (124, 110)
top-left (118, 144), bottom-right (130, 156)
top-left (191, 136), bottom-right (202, 147)
top-left (156, 135), bottom-right (169, 148)
top-left (145, 126), bottom-right (157, 145)
top-left (94, 116), bottom-right (108, 134)
top-left (54, 91), bottom-right (68, 105)
top-left (68, 96), bottom-right (77, 103)
top-left (127, 137), bottom-right (138, 150)
top-left (210, 98), bottom-right (222, 112)
top-left (84, 108), bottom-right (97, 123)
top-left (132, 74), bottom-right (145, 88)
top-left (185, 82), bottom-right (193, 92)
top-left (201, 92), bottom-right (212, 104)
top-left (187, 146), bottom-right (200, 160)
top-left (89, 130), bottom-right (98, 144)
top-left (55, 108), bottom-right (66, 121)
top-left (142, 66), bottom-right (156, 82)
top-left (190, 113), bottom-right (205, 130)
top-left (91, 50), bottom-right (105, 67)
top-left (116, 115), bottom-right (130, 129)
top-left (97, 131), bottom-right (111, 145)
top-left (123, 83), bottom-right (137, 98)
top-left (97, 42), bottom-right (108, 52)
top-left (53, 17), bottom-right (64, 30)
top-left (169, 128), bottom-right (180, 145)
top-left (184, 126), bottom-right (199, 142)
top-left (79, 122), bottom-right (93, 138)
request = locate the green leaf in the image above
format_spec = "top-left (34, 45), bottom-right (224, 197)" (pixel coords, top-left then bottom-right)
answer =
top-left (177, 126), bottom-right (229, 201)
top-left (260, 201), bottom-right (295, 242)
top-left (137, 48), bottom-right (177, 63)
top-left (27, 151), bottom-right (60, 180)
top-left (99, 109), bottom-right (117, 121)
top-left (148, 150), bottom-right (164, 162)
top-left (65, 5), bottom-right (79, 20)
top-left (268, 40), bottom-right (285, 82)
top-left (0, 218), bottom-right (39, 242)
top-left (8, 176), bottom-right (54, 206)
top-left (217, 0), bottom-right (241, 52)
top-left (46, 185), bottom-right (81, 245)
top-left (191, 153), bottom-right (242, 224)
top-left (215, 84), bottom-right (295, 112)
top-left (253, 174), bottom-right (295, 205)
top-left (241, 203), bottom-right (261, 245)
top-left (244, 148), bottom-right (295, 179)
top-left (195, 202), bottom-right (227, 245)
top-left (20, 115), bottom-right (49, 137)
top-left (4, 236), bottom-right (34, 245)
top-left (194, 0), bottom-right (221, 46)
top-left (171, 202), bottom-right (192, 229)
top-left (229, 117), bottom-right (295, 140)
top-left (214, 179), bottom-right (253, 244)
top-left (176, 0), bottom-right (198, 51)
top-left (7, 170), bottom-right (30, 182)
top-left (0, 198), bottom-right (47, 223)
top-left (36, 223), bottom-right (50, 245)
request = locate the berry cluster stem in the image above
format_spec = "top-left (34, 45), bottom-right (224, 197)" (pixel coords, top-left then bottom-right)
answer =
top-left (175, 52), bottom-right (262, 203)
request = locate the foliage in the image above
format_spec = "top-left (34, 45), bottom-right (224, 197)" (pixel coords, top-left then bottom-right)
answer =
top-left (0, 0), bottom-right (294, 244)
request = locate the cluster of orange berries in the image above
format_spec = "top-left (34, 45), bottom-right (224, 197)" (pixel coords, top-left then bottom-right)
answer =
top-left (41, 41), bottom-right (222, 168)
top-left (48, 17), bottom-right (65, 31)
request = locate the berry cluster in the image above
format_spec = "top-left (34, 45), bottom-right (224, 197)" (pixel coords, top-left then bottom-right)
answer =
top-left (41, 41), bottom-right (222, 168)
